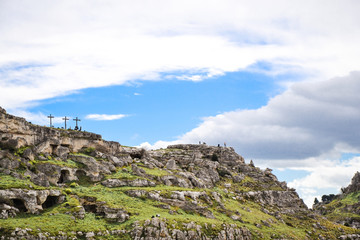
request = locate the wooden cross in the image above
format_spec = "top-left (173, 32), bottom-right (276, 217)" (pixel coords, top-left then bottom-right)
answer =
top-left (47, 114), bottom-right (54, 127)
top-left (73, 117), bottom-right (81, 130)
top-left (62, 116), bottom-right (69, 129)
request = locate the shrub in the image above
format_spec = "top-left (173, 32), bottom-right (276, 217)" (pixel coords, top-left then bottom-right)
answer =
top-left (82, 147), bottom-right (96, 155)
top-left (65, 188), bottom-right (72, 194)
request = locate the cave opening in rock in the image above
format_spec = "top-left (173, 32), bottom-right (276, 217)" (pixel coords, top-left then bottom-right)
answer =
top-left (42, 196), bottom-right (60, 209)
top-left (130, 149), bottom-right (145, 159)
top-left (57, 169), bottom-right (70, 184)
top-left (50, 144), bottom-right (58, 154)
top-left (83, 204), bottom-right (97, 213)
top-left (12, 199), bottom-right (27, 212)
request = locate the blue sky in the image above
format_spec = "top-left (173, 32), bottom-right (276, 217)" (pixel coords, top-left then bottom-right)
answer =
top-left (31, 70), bottom-right (279, 146)
top-left (1, 0), bottom-right (360, 206)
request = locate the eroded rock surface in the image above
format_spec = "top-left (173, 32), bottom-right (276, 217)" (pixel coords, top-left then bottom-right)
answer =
top-left (1, 106), bottom-right (353, 239)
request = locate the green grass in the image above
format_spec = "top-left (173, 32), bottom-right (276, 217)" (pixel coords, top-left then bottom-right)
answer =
top-left (138, 166), bottom-right (170, 177)
top-left (0, 174), bottom-right (45, 190)
top-left (340, 192), bottom-right (360, 205)
top-left (319, 191), bottom-right (360, 221)
top-left (35, 158), bottom-right (83, 169)
top-left (0, 212), bottom-right (113, 236)
top-left (105, 167), bottom-right (138, 180)
top-left (14, 146), bottom-right (30, 157)
top-left (2, 152), bottom-right (360, 239)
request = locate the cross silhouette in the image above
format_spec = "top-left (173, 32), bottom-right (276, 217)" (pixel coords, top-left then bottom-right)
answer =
top-left (47, 114), bottom-right (54, 127)
top-left (73, 117), bottom-right (81, 130)
top-left (62, 116), bottom-right (69, 129)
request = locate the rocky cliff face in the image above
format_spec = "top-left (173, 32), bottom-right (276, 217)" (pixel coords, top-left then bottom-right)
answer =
top-left (0, 107), bottom-right (359, 239)
top-left (0, 106), bottom-right (123, 155)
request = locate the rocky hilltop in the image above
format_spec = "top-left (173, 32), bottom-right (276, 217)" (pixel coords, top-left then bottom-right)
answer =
top-left (0, 106), bottom-right (359, 239)
top-left (313, 172), bottom-right (360, 231)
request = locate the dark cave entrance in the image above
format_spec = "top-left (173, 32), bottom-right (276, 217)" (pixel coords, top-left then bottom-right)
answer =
top-left (57, 169), bottom-right (70, 184)
top-left (75, 169), bottom-right (86, 177)
top-left (42, 196), bottom-right (60, 209)
top-left (83, 204), bottom-right (97, 213)
top-left (12, 199), bottom-right (27, 212)
top-left (130, 149), bottom-right (145, 159)
top-left (50, 144), bottom-right (58, 154)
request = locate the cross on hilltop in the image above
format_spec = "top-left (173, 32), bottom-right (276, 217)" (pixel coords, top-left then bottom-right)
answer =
top-left (73, 117), bottom-right (81, 130)
top-left (47, 114), bottom-right (54, 128)
top-left (62, 116), bottom-right (69, 129)
top-left (45, 114), bottom-right (83, 131)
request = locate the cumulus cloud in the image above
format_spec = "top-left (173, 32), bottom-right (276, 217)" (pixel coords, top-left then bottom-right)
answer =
top-left (142, 72), bottom-right (360, 205)
top-left (287, 156), bottom-right (360, 206)
top-left (2, 0), bottom-right (360, 205)
top-left (85, 114), bottom-right (128, 121)
top-left (140, 72), bottom-right (360, 160)
top-left (1, 0), bottom-right (360, 109)
top-left (142, 71), bottom-right (360, 161)
top-left (167, 72), bottom-right (360, 162)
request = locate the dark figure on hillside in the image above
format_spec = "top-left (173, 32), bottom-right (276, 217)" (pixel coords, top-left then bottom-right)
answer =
top-left (218, 144), bottom-right (220, 147)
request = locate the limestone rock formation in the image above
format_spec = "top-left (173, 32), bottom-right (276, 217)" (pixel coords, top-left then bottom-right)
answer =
top-left (0, 189), bottom-right (64, 216)
top-left (313, 171), bottom-right (360, 230)
top-left (0, 107), bottom-right (359, 239)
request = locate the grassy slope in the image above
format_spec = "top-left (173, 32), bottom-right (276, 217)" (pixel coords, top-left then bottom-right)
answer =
top-left (317, 192), bottom-right (360, 222)
top-left (1, 155), bottom-right (359, 239)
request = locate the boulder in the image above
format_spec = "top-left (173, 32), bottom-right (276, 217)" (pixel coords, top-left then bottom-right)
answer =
top-left (54, 146), bottom-right (69, 159)
top-left (0, 157), bottom-right (20, 170)
top-left (22, 148), bottom-right (35, 161)
top-left (165, 159), bottom-right (178, 170)
top-left (160, 175), bottom-right (192, 188)
top-left (101, 178), bottom-right (156, 187)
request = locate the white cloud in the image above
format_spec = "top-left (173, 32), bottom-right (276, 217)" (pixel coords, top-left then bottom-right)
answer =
top-left (142, 72), bottom-right (360, 206)
top-left (168, 72), bottom-right (360, 162)
top-left (85, 113), bottom-right (128, 121)
top-left (144, 71), bottom-right (360, 161)
top-left (8, 109), bottom-right (66, 126)
top-left (2, 0), bottom-right (360, 206)
top-left (286, 156), bottom-right (360, 207)
top-left (1, 0), bottom-right (360, 109)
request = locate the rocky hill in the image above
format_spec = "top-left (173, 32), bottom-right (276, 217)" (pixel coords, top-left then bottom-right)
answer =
top-left (313, 172), bottom-right (360, 231)
top-left (0, 106), bottom-right (359, 239)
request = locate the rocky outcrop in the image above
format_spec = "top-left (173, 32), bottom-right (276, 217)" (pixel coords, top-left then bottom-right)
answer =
top-left (242, 190), bottom-right (307, 213)
top-left (0, 189), bottom-right (64, 215)
top-left (312, 171), bottom-right (360, 229)
top-left (342, 171), bottom-right (360, 194)
top-left (131, 218), bottom-right (252, 240)
top-left (0, 109), bottom-right (128, 155)
top-left (101, 178), bottom-right (156, 187)
top-left (1, 106), bottom-right (353, 239)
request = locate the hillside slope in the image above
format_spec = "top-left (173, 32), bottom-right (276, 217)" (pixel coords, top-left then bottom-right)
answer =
top-left (313, 172), bottom-right (360, 231)
top-left (0, 106), bottom-right (359, 239)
